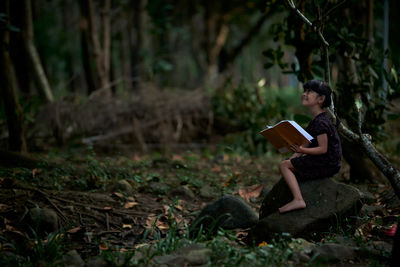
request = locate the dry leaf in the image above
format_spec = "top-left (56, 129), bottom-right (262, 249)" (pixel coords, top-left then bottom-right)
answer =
top-left (67, 227), bottom-right (82, 234)
top-left (145, 214), bottom-right (158, 228)
top-left (238, 184), bottom-right (264, 203)
top-left (124, 202), bottom-right (139, 209)
top-left (0, 204), bottom-right (9, 211)
top-left (122, 224), bottom-right (132, 229)
top-left (135, 243), bottom-right (148, 249)
top-left (103, 206), bottom-right (113, 211)
top-left (172, 155), bottom-right (183, 161)
top-left (211, 165), bottom-right (222, 172)
top-left (113, 192), bottom-right (124, 199)
top-left (223, 175), bottom-right (233, 187)
top-left (32, 168), bottom-right (41, 178)
top-left (99, 243), bottom-right (108, 251)
top-left (157, 223), bottom-right (169, 230)
top-left (127, 196), bottom-right (135, 202)
top-left (258, 241), bottom-right (268, 247)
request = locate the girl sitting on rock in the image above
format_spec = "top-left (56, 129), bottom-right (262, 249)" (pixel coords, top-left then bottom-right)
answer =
top-left (279, 80), bottom-right (342, 213)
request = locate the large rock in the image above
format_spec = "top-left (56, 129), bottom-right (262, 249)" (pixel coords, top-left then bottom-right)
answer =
top-left (191, 195), bottom-right (258, 236)
top-left (253, 178), bottom-right (362, 242)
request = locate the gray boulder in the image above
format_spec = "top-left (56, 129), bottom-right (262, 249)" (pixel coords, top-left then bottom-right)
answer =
top-left (191, 195), bottom-right (258, 236)
top-left (254, 178), bottom-right (362, 242)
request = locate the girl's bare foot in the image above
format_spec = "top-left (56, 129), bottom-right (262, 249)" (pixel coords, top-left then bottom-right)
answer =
top-left (278, 199), bottom-right (306, 213)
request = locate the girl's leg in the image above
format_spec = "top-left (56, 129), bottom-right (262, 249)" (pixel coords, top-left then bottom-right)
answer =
top-left (278, 160), bottom-right (306, 213)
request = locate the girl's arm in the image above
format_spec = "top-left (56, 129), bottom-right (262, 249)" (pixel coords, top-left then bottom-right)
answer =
top-left (290, 133), bottom-right (328, 155)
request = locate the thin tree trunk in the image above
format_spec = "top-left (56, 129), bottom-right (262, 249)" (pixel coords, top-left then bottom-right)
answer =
top-left (61, 0), bottom-right (77, 92)
top-left (87, 0), bottom-right (106, 88)
top-left (22, 0), bottom-right (54, 103)
top-left (79, 0), bottom-right (111, 98)
top-left (9, 2), bottom-right (32, 94)
top-left (79, 5), bottom-right (97, 94)
top-left (120, 14), bottom-right (133, 92)
top-left (101, 0), bottom-right (111, 84)
top-left (0, 0), bottom-right (27, 152)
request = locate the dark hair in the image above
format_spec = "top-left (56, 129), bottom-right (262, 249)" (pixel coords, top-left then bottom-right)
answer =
top-left (303, 80), bottom-right (332, 108)
top-left (303, 80), bottom-right (340, 127)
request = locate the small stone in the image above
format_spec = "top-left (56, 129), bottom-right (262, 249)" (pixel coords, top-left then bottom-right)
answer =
top-left (169, 185), bottom-right (195, 200)
top-left (199, 185), bottom-right (219, 200)
top-left (147, 182), bottom-right (169, 195)
top-left (108, 180), bottom-right (133, 194)
top-left (28, 207), bottom-right (59, 235)
top-left (86, 257), bottom-right (108, 267)
top-left (183, 248), bottom-right (211, 265)
top-left (60, 250), bottom-right (84, 267)
top-left (311, 243), bottom-right (357, 262)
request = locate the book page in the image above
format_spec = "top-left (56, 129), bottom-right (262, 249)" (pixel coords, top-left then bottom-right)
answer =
top-left (287, 121), bottom-right (313, 141)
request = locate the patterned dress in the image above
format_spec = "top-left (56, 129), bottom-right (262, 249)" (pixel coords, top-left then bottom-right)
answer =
top-left (290, 112), bottom-right (342, 180)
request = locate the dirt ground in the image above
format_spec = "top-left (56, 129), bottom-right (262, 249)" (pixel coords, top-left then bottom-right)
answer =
top-left (0, 149), bottom-right (399, 264)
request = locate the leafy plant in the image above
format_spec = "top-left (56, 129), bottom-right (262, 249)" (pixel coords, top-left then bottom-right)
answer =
top-left (211, 80), bottom-right (305, 154)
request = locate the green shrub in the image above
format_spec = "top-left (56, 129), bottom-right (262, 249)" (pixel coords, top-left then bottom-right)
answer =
top-left (211, 80), bottom-right (307, 154)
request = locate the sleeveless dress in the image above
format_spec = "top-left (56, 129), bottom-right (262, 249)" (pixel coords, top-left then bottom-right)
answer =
top-left (290, 112), bottom-right (342, 180)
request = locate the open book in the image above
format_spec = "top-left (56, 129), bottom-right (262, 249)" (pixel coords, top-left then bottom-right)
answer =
top-left (260, 120), bottom-right (313, 153)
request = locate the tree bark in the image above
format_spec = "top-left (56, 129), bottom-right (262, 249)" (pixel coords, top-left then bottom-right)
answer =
top-left (120, 12), bottom-right (134, 92)
top-left (0, 0), bottom-right (28, 152)
top-left (9, 2), bottom-right (32, 94)
top-left (101, 0), bottom-right (111, 85)
top-left (61, 0), bottom-right (77, 92)
top-left (79, 6), bottom-right (97, 94)
top-left (21, 0), bottom-right (54, 103)
top-left (79, 0), bottom-right (111, 97)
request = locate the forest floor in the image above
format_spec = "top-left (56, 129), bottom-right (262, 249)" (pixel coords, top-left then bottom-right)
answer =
top-left (0, 147), bottom-right (398, 266)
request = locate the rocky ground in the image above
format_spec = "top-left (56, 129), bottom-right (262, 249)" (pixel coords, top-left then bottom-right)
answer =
top-left (0, 149), bottom-right (398, 266)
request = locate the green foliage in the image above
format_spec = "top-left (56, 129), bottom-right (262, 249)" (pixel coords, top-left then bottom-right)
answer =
top-left (264, 0), bottom-right (400, 143)
top-left (211, 80), bottom-right (306, 154)
top-left (0, 230), bottom-right (65, 267)
top-left (206, 232), bottom-right (294, 266)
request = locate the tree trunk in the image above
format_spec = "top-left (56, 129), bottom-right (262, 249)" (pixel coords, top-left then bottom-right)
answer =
top-left (0, 0), bottom-right (28, 152)
top-left (79, 0), bottom-right (111, 97)
top-left (9, 2), bottom-right (32, 95)
top-left (79, 7), bottom-right (97, 94)
top-left (61, 0), bottom-right (77, 92)
top-left (120, 13), bottom-right (134, 92)
top-left (21, 0), bottom-right (54, 103)
top-left (101, 0), bottom-right (111, 85)
top-left (341, 136), bottom-right (376, 182)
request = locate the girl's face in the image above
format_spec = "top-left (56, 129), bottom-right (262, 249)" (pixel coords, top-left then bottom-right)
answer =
top-left (301, 88), bottom-right (324, 108)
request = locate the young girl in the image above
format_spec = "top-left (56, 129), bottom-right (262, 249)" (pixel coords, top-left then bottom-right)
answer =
top-left (278, 80), bottom-right (342, 213)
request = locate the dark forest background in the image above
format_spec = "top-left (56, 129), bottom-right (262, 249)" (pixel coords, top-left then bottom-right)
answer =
top-left (1, 0), bottom-right (400, 266)
top-left (1, 0), bottom-right (400, 159)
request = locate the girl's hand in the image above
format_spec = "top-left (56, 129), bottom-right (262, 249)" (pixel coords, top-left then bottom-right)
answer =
top-left (290, 144), bottom-right (304, 153)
